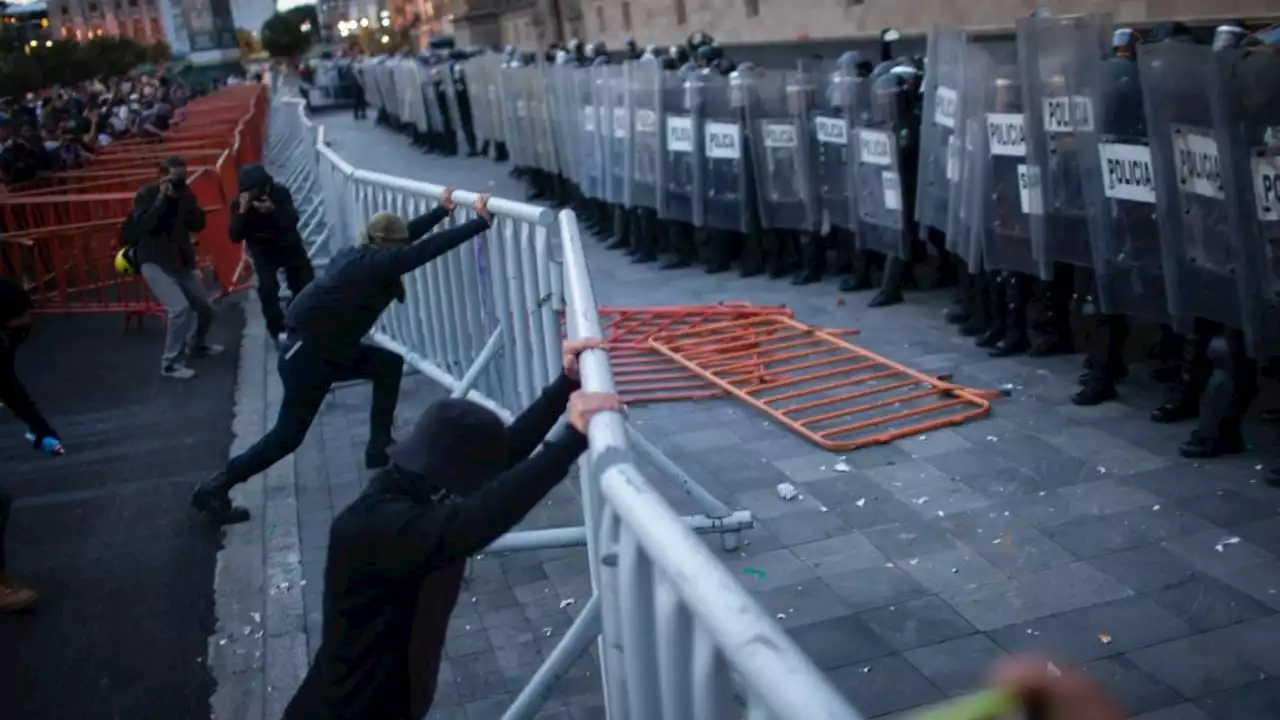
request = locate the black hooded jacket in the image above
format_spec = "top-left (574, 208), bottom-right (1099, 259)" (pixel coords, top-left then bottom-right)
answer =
top-left (228, 164), bottom-right (304, 256)
top-left (282, 373), bottom-right (586, 720)
top-left (283, 207), bottom-right (490, 361)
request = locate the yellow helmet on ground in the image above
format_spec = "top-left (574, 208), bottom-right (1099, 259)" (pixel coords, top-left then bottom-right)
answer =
top-left (114, 246), bottom-right (138, 276)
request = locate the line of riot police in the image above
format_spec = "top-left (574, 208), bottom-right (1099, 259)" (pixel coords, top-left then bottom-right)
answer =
top-left (351, 19), bottom-right (1280, 480)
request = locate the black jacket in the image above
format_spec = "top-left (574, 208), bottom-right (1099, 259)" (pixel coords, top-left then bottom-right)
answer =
top-left (229, 164), bottom-right (304, 256)
top-left (283, 373), bottom-right (586, 720)
top-left (283, 206), bottom-right (489, 360)
top-left (129, 182), bottom-right (206, 271)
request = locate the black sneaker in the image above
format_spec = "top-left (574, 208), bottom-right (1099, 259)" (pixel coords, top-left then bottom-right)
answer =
top-left (192, 473), bottom-right (251, 525)
top-left (365, 448), bottom-right (391, 470)
top-left (189, 344), bottom-right (226, 359)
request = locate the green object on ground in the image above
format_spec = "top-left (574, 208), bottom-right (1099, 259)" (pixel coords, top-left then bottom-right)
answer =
top-left (742, 567), bottom-right (766, 580)
top-left (907, 689), bottom-right (1019, 720)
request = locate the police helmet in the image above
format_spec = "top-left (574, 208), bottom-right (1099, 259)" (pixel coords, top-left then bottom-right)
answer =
top-left (1213, 23), bottom-right (1247, 51)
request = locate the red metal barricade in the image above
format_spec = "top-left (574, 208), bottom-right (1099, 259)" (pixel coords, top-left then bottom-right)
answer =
top-left (0, 85), bottom-right (265, 319)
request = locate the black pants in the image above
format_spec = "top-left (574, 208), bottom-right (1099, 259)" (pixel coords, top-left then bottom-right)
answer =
top-left (0, 489), bottom-right (10, 579)
top-left (252, 246), bottom-right (315, 338)
top-left (223, 339), bottom-right (403, 487)
top-left (354, 101), bottom-right (367, 119)
top-left (1, 340), bottom-right (56, 441)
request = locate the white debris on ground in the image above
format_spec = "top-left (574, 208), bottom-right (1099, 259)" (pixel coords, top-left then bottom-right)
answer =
top-left (776, 482), bottom-right (799, 501)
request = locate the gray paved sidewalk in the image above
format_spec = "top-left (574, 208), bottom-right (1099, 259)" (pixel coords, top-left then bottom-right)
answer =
top-left (212, 110), bottom-right (1280, 720)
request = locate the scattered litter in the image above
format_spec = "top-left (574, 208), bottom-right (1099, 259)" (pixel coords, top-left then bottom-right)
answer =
top-left (1257, 465), bottom-right (1265, 471)
top-left (1047, 662), bottom-right (1062, 677)
top-left (1098, 633), bottom-right (1113, 645)
top-left (998, 383), bottom-right (1017, 394)
top-left (250, 612), bottom-right (261, 624)
top-left (855, 498), bottom-right (867, 508)
top-left (219, 638), bottom-right (228, 646)
top-left (776, 483), bottom-right (799, 501)
top-left (986, 436), bottom-right (999, 442)
top-left (912, 496), bottom-right (930, 505)
top-left (543, 627), bottom-right (553, 637)
top-left (743, 568), bottom-right (767, 580)
top-left (833, 459), bottom-right (852, 473)
top-left (243, 627), bottom-right (251, 636)
top-left (1152, 505), bottom-right (1161, 511)
top-left (299, 580), bottom-right (307, 587)
top-left (908, 558), bottom-right (919, 565)
top-left (950, 568), bottom-right (959, 574)
top-left (819, 506), bottom-right (829, 513)
top-left (471, 597), bottom-right (478, 603)
top-left (1025, 628), bottom-right (1040, 636)
top-left (937, 511), bottom-right (946, 517)
top-left (776, 613), bottom-right (787, 621)
top-left (1096, 466), bottom-right (1108, 474)
top-left (859, 666), bottom-right (872, 673)
top-left (1215, 536), bottom-right (1242, 553)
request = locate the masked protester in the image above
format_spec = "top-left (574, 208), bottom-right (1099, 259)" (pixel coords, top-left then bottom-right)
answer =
top-left (281, 339), bottom-right (622, 720)
top-left (130, 156), bottom-right (223, 379)
top-left (192, 190), bottom-right (495, 525)
top-left (230, 164), bottom-right (316, 344)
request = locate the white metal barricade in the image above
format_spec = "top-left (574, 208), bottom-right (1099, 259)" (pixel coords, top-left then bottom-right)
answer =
top-left (264, 91), bottom-right (863, 720)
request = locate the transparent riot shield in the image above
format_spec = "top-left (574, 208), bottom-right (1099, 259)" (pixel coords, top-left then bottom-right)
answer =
top-left (466, 55), bottom-right (497, 147)
top-left (815, 64), bottom-right (856, 232)
top-left (946, 42), bottom-right (1003, 274)
top-left (500, 67), bottom-right (530, 169)
top-left (697, 70), bottom-right (750, 233)
top-left (440, 65), bottom-right (467, 152)
top-left (397, 60), bottom-right (417, 128)
top-left (604, 64), bottom-right (632, 208)
top-left (1077, 50), bottom-right (1168, 322)
top-left (630, 61), bottom-right (663, 211)
top-left (917, 25), bottom-right (969, 236)
top-left (853, 71), bottom-right (912, 259)
top-left (1210, 45), bottom-right (1280, 358)
top-left (575, 67), bottom-right (604, 200)
top-left (358, 62), bottom-right (382, 112)
top-left (1140, 43), bottom-right (1240, 334)
top-left (981, 68), bottom-right (1048, 277)
top-left (545, 65), bottom-right (575, 183)
top-left (423, 65), bottom-right (446, 139)
top-left (745, 68), bottom-right (820, 233)
top-left (520, 66), bottom-right (553, 176)
top-left (1018, 13), bottom-right (1111, 271)
top-left (379, 62), bottom-right (400, 123)
top-left (403, 62), bottom-right (428, 134)
top-left (660, 69), bottom-right (698, 224)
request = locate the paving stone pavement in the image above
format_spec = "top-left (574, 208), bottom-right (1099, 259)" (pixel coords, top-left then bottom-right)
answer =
top-left (223, 109), bottom-right (1280, 719)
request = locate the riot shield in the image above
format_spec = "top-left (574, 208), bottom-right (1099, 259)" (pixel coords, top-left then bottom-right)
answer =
top-left (853, 71), bottom-right (912, 259)
top-left (917, 25), bottom-right (969, 236)
top-left (746, 68), bottom-right (820, 233)
top-left (379, 61), bottom-right (400, 123)
top-left (499, 67), bottom-right (529, 169)
top-left (946, 42), bottom-right (1003, 274)
top-left (403, 62), bottom-right (428, 134)
top-left (1077, 49), bottom-right (1168, 322)
top-left (397, 60), bottom-right (418, 128)
top-left (1018, 13), bottom-right (1111, 270)
top-left (660, 69), bottom-right (698, 224)
top-left (521, 66), bottom-right (554, 176)
top-left (815, 64), bottom-right (856, 232)
top-left (440, 65), bottom-right (467, 153)
top-left (466, 55), bottom-right (497, 147)
top-left (545, 65), bottom-right (575, 183)
top-left (358, 62), bottom-right (383, 112)
top-left (698, 70), bottom-right (751, 233)
top-left (424, 65), bottom-right (447, 140)
top-left (1210, 45), bottom-right (1280, 358)
top-left (630, 61), bottom-right (663, 211)
top-left (981, 68), bottom-right (1048, 277)
top-left (575, 67), bottom-right (604, 200)
top-left (604, 64), bottom-right (633, 208)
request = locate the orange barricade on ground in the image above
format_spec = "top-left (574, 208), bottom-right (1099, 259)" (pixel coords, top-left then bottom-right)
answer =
top-left (0, 85), bottom-right (266, 324)
top-left (649, 316), bottom-right (1000, 452)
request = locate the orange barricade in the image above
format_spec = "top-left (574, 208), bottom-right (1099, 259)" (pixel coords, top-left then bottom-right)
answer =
top-left (0, 85), bottom-right (266, 320)
top-left (592, 303), bottom-right (794, 404)
top-left (649, 316), bottom-right (999, 452)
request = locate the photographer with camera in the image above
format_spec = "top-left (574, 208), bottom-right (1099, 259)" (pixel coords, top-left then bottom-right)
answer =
top-left (230, 164), bottom-right (316, 345)
top-left (131, 156), bottom-right (222, 379)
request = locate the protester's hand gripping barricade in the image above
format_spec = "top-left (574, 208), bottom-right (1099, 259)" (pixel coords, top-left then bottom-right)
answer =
top-left (0, 85), bottom-right (266, 320)
top-left (266, 84), bottom-right (870, 720)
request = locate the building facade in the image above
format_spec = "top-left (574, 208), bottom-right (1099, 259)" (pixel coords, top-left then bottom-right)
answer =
top-left (47, 0), bottom-right (169, 44)
top-left (497, 0), bottom-right (1280, 49)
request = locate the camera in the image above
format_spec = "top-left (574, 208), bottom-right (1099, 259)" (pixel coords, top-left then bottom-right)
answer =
top-left (169, 176), bottom-right (186, 192)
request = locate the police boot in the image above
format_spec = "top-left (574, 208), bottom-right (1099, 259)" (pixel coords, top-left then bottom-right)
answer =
top-left (495, 142), bottom-right (510, 163)
top-left (958, 273), bottom-right (991, 338)
top-left (1072, 314), bottom-right (1127, 406)
top-left (699, 230), bottom-right (731, 274)
top-left (869, 257), bottom-right (907, 308)
top-left (791, 232), bottom-right (824, 285)
top-left (661, 223), bottom-right (697, 269)
top-left (765, 233), bottom-right (793, 279)
top-left (739, 228), bottom-right (766, 277)
top-left (1178, 372), bottom-right (1249, 458)
top-left (946, 271), bottom-right (974, 325)
top-left (990, 274), bottom-right (1031, 357)
top-left (529, 172), bottom-right (550, 201)
top-left (976, 273), bottom-right (1007, 348)
top-left (1029, 284), bottom-right (1074, 357)
top-left (1149, 325), bottom-right (1183, 383)
top-left (1150, 329), bottom-right (1213, 423)
top-left (632, 210), bottom-right (659, 263)
top-left (607, 206), bottom-right (632, 250)
top-left (191, 472), bottom-right (251, 525)
top-left (839, 250), bottom-right (874, 292)
top-left (831, 229), bottom-right (854, 275)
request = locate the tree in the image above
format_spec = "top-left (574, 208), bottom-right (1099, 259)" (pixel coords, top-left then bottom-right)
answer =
top-left (0, 35), bottom-right (157, 97)
top-left (281, 4), bottom-right (319, 38)
top-left (260, 11), bottom-right (313, 59)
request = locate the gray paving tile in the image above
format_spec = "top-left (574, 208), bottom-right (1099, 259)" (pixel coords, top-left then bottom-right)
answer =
top-left (752, 579), bottom-right (856, 629)
top-left (988, 595), bottom-right (1194, 663)
top-left (727, 548), bottom-right (817, 591)
top-left (862, 521), bottom-right (962, 561)
top-left (733, 486), bottom-right (827, 519)
top-left (1212, 559), bottom-right (1280, 611)
top-left (1194, 678), bottom-right (1280, 720)
top-left (858, 596), bottom-right (977, 652)
top-left (902, 634), bottom-right (1007, 697)
top-left (771, 452), bottom-right (855, 483)
top-left (1145, 574), bottom-right (1277, 632)
top-left (1081, 656), bottom-right (1184, 716)
top-left (1169, 490), bottom-right (1280, 529)
top-left (893, 429), bottom-right (975, 458)
top-left (1132, 704), bottom-right (1211, 720)
top-left (827, 653), bottom-right (946, 717)
top-left (760, 507), bottom-right (853, 546)
top-left (1198, 615), bottom-right (1280, 676)
top-left (1058, 478), bottom-right (1163, 516)
top-left (1162, 529), bottom-right (1275, 576)
top-left (942, 561), bottom-right (1131, 631)
top-left (823, 566), bottom-right (932, 612)
top-left (1046, 505), bottom-right (1218, 558)
top-left (1088, 544), bottom-right (1200, 593)
top-left (1127, 633), bottom-right (1266, 699)
top-left (790, 533), bottom-right (889, 576)
top-left (787, 613), bottom-right (894, 670)
top-left (896, 547), bottom-right (1008, 593)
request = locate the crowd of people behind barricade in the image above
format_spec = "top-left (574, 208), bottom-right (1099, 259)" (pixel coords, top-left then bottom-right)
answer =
top-left (0, 74), bottom-right (195, 185)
